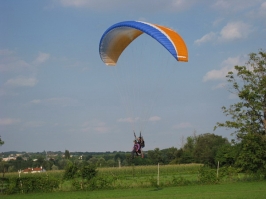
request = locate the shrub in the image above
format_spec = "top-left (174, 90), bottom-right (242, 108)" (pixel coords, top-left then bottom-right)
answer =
top-left (172, 175), bottom-right (191, 186)
top-left (197, 166), bottom-right (218, 184)
top-left (63, 162), bottom-right (78, 180)
top-left (81, 165), bottom-right (97, 181)
top-left (1, 175), bottom-right (60, 194)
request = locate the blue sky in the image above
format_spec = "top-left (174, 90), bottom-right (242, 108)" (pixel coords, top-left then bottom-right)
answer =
top-left (1, 0), bottom-right (266, 152)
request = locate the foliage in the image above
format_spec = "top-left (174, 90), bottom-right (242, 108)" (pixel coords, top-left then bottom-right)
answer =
top-left (218, 166), bottom-right (239, 181)
top-left (172, 175), bottom-right (191, 186)
top-left (194, 133), bottom-right (230, 167)
top-left (87, 175), bottom-right (114, 190)
top-left (197, 166), bottom-right (218, 184)
top-left (0, 136), bottom-right (4, 146)
top-left (63, 161), bottom-right (78, 180)
top-left (1, 175), bottom-right (60, 194)
top-left (235, 133), bottom-right (266, 175)
top-left (149, 176), bottom-right (159, 188)
top-left (64, 150), bottom-right (70, 160)
top-left (177, 133), bottom-right (230, 167)
top-left (215, 50), bottom-right (266, 174)
top-left (80, 165), bottom-right (97, 181)
top-left (2, 181), bottom-right (266, 199)
top-left (147, 148), bottom-right (163, 164)
top-left (215, 50), bottom-right (266, 137)
top-left (215, 143), bottom-right (238, 167)
top-left (179, 136), bottom-right (196, 163)
top-left (2, 164), bottom-right (266, 195)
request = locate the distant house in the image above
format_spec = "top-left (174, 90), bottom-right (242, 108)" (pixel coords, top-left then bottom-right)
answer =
top-left (2, 157), bottom-right (16, 161)
top-left (22, 167), bottom-right (45, 173)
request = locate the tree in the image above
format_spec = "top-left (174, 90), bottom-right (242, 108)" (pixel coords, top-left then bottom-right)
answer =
top-left (215, 143), bottom-right (238, 166)
top-left (63, 161), bottom-right (78, 180)
top-left (87, 157), bottom-right (98, 166)
top-left (97, 157), bottom-right (106, 167)
top-left (193, 133), bottom-right (229, 166)
top-left (164, 147), bottom-right (178, 163)
top-left (180, 136), bottom-right (196, 163)
top-left (147, 148), bottom-right (163, 164)
top-left (215, 50), bottom-right (266, 138)
top-left (235, 133), bottom-right (266, 174)
top-left (64, 150), bottom-right (70, 159)
top-left (0, 136), bottom-right (4, 146)
top-left (215, 50), bottom-right (266, 173)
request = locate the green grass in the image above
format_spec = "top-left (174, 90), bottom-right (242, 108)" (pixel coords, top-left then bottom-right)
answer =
top-left (1, 181), bottom-right (266, 199)
top-left (2, 164), bottom-right (202, 190)
top-left (98, 164), bottom-right (202, 177)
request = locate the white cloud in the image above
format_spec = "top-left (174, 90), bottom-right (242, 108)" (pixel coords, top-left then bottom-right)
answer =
top-left (58, 0), bottom-right (198, 12)
top-left (173, 122), bottom-right (192, 129)
top-left (211, 0), bottom-right (262, 12)
top-left (23, 121), bottom-right (45, 128)
top-left (212, 82), bottom-right (227, 90)
top-left (117, 117), bottom-right (139, 123)
top-left (249, 2), bottom-right (266, 19)
top-left (166, 0), bottom-right (198, 11)
top-left (228, 93), bottom-right (238, 99)
top-left (117, 116), bottom-right (161, 123)
top-left (59, 0), bottom-right (90, 7)
top-left (81, 120), bottom-right (109, 133)
top-left (203, 55), bottom-right (246, 82)
top-left (30, 97), bottom-right (78, 107)
top-left (5, 77), bottom-right (38, 87)
top-left (148, 116), bottom-right (161, 122)
top-left (0, 50), bottom-right (30, 72)
top-left (194, 32), bottom-right (216, 45)
top-left (0, 49), bottom-right (13, 56)
top-left (93, 126), bottom-right (109, 133)
top-left (257, 2), bottom-right (266, 18)
top-left (30, 99), bottom-right (41, 104)
top-left (203, 66), bottom-right (232, 82)
top-left (0, 49), bottom-right (50, 73)
top-left (33, 52), bottom-right (50, 65)
top-left (195, 21), bottom-right (252, 45)
top-left (218, 21), bottom-right (252, 41)
top-left (212, 18), bottom-right (224, 26)
top-left (0, 118), bottom-right (20, 125)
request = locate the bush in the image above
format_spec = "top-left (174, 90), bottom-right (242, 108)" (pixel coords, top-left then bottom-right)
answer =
top-left (1, 175), bottom-right (60, 194)
top-left (219, 166), bottom-right (239, 181)
top-left (63, 162), bottom-right (78, 180)
top-left (172, 175), bottom-right (191, 186)
top-left (88, 175), bottom-right (114, 190)
top-left (197, 166), bottom-right (218, 184)
top-left (81, 165), bottom-right (97, 181)
top-left (149, 176), bottom-right (160, 189)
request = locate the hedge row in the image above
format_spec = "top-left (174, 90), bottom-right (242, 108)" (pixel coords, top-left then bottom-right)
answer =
top-left (0, 176), bottom-right (60, 194)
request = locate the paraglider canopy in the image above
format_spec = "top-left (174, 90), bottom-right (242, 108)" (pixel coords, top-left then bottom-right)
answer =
top-left (99, 21), bottom-right (188, 65)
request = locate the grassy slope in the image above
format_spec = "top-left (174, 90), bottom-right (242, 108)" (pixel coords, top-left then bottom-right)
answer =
top-left (2, 181), bottom-right (266, 199)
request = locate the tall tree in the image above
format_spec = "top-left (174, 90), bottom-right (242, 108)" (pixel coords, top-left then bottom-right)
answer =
top-left (64, 150), bottom-right (70, 159)
top-left (180, 135), bottom-right (196, 163)
top-left (147, 148), bottom-right (163, 164)
top-left (215, 50), bottom-right (266, 173)
top-left (215, 50), bottom-right (266, 138)
top-left (0, 136), bottom-right (4, 146)
top-left (193, 133), bottom-right (229, 166)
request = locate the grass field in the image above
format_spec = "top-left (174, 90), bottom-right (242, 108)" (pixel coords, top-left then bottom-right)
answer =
top-left (2, 164), bottom-right (203, 190)
top-left (1, 164), bottom-right (264, 198)
top-left (1, 181), bottom-right (266, 199)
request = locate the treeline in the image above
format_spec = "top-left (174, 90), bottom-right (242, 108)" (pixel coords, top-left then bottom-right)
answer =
top-left (0, 133), bottom-right (236, 173)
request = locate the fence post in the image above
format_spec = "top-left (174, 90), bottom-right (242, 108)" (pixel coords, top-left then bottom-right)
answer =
top-left (217, 161), bottom-right (219, 178)
top-left (157, 163), bottom-right (160, 186)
